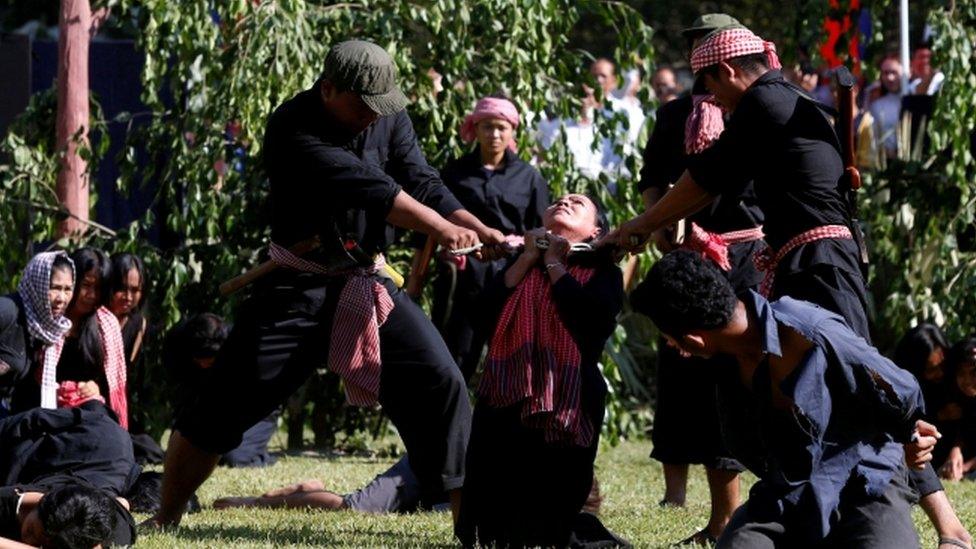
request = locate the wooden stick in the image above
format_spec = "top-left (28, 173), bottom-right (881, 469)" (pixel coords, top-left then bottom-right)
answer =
top-left (405, 236), bottom-right (436, 299)
top-left (219, 238), bottom-right (320, 296)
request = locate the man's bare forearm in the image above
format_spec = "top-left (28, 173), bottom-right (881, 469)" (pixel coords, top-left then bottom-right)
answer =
top-left (640, 170), bottom-right (714, 234)
top-left (447, 209), bottom-right (490, 234)
top-left (385, 190), bottom-right (452, 236)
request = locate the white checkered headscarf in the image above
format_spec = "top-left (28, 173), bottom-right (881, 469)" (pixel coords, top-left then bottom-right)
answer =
top-left (18, 251), bottom-right (74, 345)
top-left (690, 28), bottom-right (782, 74)
top-left (18, 251), bottom-right (74, 410)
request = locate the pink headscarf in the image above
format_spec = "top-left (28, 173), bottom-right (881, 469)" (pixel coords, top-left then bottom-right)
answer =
top-left (460, 97), bottom-right (520, 152)
top-left (690, 28), bottom-right (782, 75)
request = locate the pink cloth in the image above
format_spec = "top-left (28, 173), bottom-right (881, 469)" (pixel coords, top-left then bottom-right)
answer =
top-left (685, 95), bottom-right (725, 154)
top-left (57, 381), bottom-right (106, 408)
top-left (460, 97), bottom-right (520, 152)
top-left (690, 28), bottom-right (782, 74)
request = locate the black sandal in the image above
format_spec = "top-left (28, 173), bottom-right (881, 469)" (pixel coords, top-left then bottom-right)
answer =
top-left (675, 529), bottom-right (717, 547)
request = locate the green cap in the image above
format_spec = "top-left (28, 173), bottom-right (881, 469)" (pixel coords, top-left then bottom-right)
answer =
top-left (680, 13), bottom-right (743, 39)
top-left (323, 40), bottom-right (409, 116)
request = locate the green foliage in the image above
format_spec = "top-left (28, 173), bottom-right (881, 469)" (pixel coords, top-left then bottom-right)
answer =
top-left (860, 1), bottom-right (976, 349)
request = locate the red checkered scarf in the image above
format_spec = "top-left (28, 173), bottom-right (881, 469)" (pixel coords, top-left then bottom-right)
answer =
top-left (690, 28), bottom-right (782, 75)
top-left (753, 225), bottom-right (853, 297)
top-left (683, 223), bottom-right (765, 271)
top-left (270, 242), bottom-right (394, 406)
top-left (685, 95), bottom-right (725, 154)
top-left (479, 265), bottom-right (596, 447)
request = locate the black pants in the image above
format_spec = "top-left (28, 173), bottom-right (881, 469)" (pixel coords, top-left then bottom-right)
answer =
top-left (175, 273), bottom-right (471, 494)
top-left (718, 470), bottom-right (919, 549)
top-left (773, 262), bottom-right (871, 343)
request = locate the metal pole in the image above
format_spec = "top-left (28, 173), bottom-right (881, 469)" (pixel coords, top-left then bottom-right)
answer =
top-left (900, 0), bottom-right (911, 95)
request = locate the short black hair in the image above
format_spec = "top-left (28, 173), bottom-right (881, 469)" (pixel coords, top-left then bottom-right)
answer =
top-left (37, 485), bottom-right (117, 549)
top-left (630, 250), bottom-right (737, 338)
top-left (700, 52), bottom-right (769, 79)
top-left (893, 323), bottom-right (949, 380)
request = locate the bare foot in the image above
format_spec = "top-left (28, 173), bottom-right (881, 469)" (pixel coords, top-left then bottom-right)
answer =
top-left (212, 497), bottom-right (261, 510)
top-left (262, 480), bottom-right (325, 498)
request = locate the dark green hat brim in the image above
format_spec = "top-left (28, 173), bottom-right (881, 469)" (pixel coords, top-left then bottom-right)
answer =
top-left (361, 86), bottom-right (409, 116)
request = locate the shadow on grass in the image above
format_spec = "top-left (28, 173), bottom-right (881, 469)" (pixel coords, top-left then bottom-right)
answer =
top-left (167, 523), bottom-right (455, 548)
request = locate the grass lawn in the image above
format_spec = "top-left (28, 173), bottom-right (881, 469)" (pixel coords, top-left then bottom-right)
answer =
top-left (137, 439), bottom-right (976, 548)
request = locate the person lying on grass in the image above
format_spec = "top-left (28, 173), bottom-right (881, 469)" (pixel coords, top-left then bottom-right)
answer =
top-left (630, 250), bottom-right (941, 548)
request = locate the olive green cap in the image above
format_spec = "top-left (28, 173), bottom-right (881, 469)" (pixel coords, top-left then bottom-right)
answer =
top-left (681, 13), bottom-right (743, 39)
top-left (323, 40), bottom-right (409, 116)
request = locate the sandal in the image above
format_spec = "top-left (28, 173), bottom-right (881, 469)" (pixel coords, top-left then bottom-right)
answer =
top-left (675, 529), bottom-right (717, 547)
top-left (940, 538), bottom-right (972, 549)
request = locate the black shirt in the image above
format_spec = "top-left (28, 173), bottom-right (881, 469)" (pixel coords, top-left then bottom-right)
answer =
top-left (263, 86), bottom-right (463, 256)
top-left (686, 70), bottom-right (850, 250)
top-left (639, 95), bottom-right (763, 234)
top-left (0, 294), bottom-right (33, 392)
top-left (441, 149), bottom-right (549, 236)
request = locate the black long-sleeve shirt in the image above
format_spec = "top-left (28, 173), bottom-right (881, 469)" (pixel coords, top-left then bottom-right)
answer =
top-left (686, 71), bottom-right (850, 251)
top-left (263, 86), bottom-right (463, 257)
top-left (441, 149), bottom-right (549, 236)
top-left (639, 95), bottom-right (763, 234)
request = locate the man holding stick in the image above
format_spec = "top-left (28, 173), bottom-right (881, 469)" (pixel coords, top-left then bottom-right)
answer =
top-left (609, 25), bottom-right (970, 549)
top-left (147, 39), bottom-right (504, 527)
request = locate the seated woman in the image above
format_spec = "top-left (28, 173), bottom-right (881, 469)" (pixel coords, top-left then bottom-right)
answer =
top-left (938, 337), bottom-right (976, 481)
top-left (108, 253), bottom-right (148, 372)
top-left (456, 193), bottom-right (624, 548)
top-left (165, 313), bottom-right (278, 467)
top-left (0, 252), bottom-right (74, 412)
top-left (11, 248), bottom-right (128, 429)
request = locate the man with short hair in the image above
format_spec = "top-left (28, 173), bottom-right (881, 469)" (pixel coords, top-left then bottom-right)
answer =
top-left (1, 484), bottom-right (128, 549)
top-left (632, 250), bottom-right (935, 548)
top-left (148, 39), bottom-right (507, 527)
top-left (650, 66), bottom-right (680, 104)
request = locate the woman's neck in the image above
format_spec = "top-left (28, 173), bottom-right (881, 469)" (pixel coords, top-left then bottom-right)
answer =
top-left (480, 147), bottom-right (505, 169)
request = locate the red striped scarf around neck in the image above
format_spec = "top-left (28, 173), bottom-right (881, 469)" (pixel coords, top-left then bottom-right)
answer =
top-left (479, 264), bottom-right (596, 447)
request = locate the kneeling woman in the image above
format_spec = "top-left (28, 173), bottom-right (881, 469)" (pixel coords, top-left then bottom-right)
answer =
top-left (457, 194), bottom-right (623, 548)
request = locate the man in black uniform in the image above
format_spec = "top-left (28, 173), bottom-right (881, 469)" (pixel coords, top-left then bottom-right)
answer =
top-left (613, 25), bottom-right (971, 549)
top-left (638, 13), bottom-right (762, 545)
top-left (148, 39), bottom-right (507, 527)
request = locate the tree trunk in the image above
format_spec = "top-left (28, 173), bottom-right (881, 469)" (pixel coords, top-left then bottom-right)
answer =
top-left (55, 0), bottom-right (94, 237)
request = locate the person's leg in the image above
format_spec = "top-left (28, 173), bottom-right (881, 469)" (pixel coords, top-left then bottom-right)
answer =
top-left (772, 263), bottom-right (871, 342)
top-left (150, 279), bottom-right (340, 527)
top-left (705, 467), bottom-right (740, 538)
top-left (213, 488), bottom-right (345, 511)
top-left (662, 464), bottom-right (690, 506)
top-left (921, 490), bottom-right (973, 549)
top-left (826, 469), bottom-right (920, 548)
top-left (715, 499), bottom-right (783, 549)
top-left (377, 285), bottom-right (471, 522)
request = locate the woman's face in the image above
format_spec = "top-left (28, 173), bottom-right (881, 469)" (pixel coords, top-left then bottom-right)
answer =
top-left (922, 347), bottom-right (945, 383)
top-left (70, 269), bottom-right (101, 317)
top-left (543, 194), bottom-right (600, 243)
top-left (475, 118), bottom-right (514, 156)
top-left (48, 267), bottom-right (74, 318)
top-left (109, 267), bottom-right (143, 318)
top-left (956, 358), bottom-right (976, 398)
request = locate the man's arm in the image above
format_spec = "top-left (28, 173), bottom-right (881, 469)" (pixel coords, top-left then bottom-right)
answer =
top-left (613, 170), bottom-right (716, 250)
top-left (386, 191), bottom-right (479, 251)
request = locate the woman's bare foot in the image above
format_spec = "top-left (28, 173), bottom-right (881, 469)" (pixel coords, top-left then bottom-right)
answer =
top-left (213, 496), bottom-right (261, 510)
top-left (262, 480), bottom-right (325, 498)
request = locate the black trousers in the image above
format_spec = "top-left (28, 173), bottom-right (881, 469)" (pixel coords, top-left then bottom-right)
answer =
top-left (175, 272), bottom-right (471, 494)
top-left (718, 470), bottom-right (919, 549)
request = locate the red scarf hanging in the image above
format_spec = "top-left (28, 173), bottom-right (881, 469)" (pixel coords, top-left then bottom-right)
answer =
top-left (479, 265), bottom-right (596, 447)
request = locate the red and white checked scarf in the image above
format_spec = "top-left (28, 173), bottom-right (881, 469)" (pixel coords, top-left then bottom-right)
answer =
top-left (270, 242), bottom-right (394, 406)
top-left (753, 225), bottom-right (853, 297)
top-left (685, 95), bottom-right (725, 154)
top-left (92, 306), bottom-right (128, 429)
top-left (683, 223), bottom-right (765, 271)
top-left (479, 265), bottom-right (596, 447)
top-left (690, 28), bottom-right (782, 75)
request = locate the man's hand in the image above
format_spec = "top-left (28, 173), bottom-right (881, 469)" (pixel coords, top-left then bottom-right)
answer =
top-left (906, 419), bottom-right (941, 471)
top-left (435, 223), bottom-right (480, 252)
top-left (477, 227), bottom-right (507, 261)
top-left (940, 446), bottom-right (965, 481)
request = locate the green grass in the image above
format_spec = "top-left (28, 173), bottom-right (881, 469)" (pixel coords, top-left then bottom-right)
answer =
top-left (137, 440), bottom-right (976, 548)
